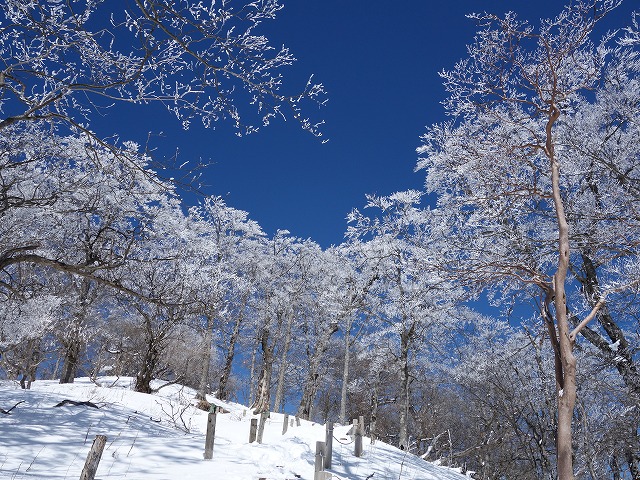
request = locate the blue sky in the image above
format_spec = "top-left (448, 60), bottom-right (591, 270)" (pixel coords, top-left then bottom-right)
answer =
top-left (98, 1), bottom-right (638, 248)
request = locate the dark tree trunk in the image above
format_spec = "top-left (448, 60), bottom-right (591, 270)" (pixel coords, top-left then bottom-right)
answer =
top-left (398, 326), bottom-right (412, 451)
top-left (135, 341), bottom-right (158, 394)
top-left (297, 321), bottom-right (338, 420)
top-left (370, 379), bottom-right (379, 444)
top-left (59, 338), bottom-right (81, 384)
top-left (218, 319), bottom-right (242, 400)
top-left (573, 254), bottom-right (640, 477)
top-left (626, 445), bottom-right (640, 480)
top-left (218, 295), bottom-right (249, 401)
top-left (577, 253), bottom-right (640, 394)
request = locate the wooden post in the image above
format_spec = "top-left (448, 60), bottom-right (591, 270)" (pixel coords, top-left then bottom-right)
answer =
top-left (203, 410), bottom-right (217, 459)
top-left (354, 419), bottom-right (363, 457)
top-left (314, 441), bottom-right (325, 480)
top-left (249, 418), bottom-right (258, 443)
top-left (257, 411), bottom-right (268, 444)
top-left (80, 434), bottom-right (107, 480)
top-left (295, 416), bottom-right (301, 426)
top-left (290, 418), bottom-right (294, 427)
top-left (324, 422), bottom-right (333, 469)
top-left (282, 414), bottom-right (289, 435)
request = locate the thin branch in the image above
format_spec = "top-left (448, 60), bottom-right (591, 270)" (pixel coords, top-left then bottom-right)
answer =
top-left (569, 298), bottom-right (605, 342)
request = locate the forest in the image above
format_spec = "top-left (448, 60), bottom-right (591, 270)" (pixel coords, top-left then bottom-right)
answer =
top-left (0, 1), bottom-right (639, 479)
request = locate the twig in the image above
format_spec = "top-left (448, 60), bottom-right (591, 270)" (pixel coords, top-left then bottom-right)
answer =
top-left (0, 401), bottom-right (25, 415)
top-left (127, 431), bottom-right (139, 457)
top-left (25, 446), bottom-right (45, 472)
top-left (53, 399), bottom-right (100, 409)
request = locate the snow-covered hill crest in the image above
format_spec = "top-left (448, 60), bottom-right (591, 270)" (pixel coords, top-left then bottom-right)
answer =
top-left (0, 378), bottom-right (469, 479)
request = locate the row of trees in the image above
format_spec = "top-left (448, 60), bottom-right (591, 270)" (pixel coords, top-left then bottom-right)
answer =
top-left (1, 1), bottom-right (639, 479)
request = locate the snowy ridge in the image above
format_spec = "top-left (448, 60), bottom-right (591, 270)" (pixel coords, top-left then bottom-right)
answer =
top-left (0, 378), bottom-right (469, 479)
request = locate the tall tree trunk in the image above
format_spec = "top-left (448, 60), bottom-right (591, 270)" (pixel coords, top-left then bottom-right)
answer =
top-left (19, 338), bottom-right (41, 389)
top-left (398, 327), bottom-right (411, 451)
top-left (218, 297), bottom-right (248, 401)
top-left (297, 321), bottom-right (338, 420)
top-left (611, 455), bottom-right (622, 480)
top-left (135, 318), bottom-right (159, 394)
top-left (135, 340), bottom-right (158, 394)
top-left (196, 316), bottom-right (213, 400)
top-left (339, 317), bottom-right (352, 425)
top-left (370, 376), bottom-right (379, 444)
top-left (218, 315), bottom-right (241, 401)
top-left (251, 327), bottom-right (274, 414)
top-left (273, 312), bottom-right (295, 413)
top-left (547, 103), bottom-right (575, 480)
top-left (59, 278), bottom-right (91, 384)
top-left (248, 342), bottom-right (258, 406)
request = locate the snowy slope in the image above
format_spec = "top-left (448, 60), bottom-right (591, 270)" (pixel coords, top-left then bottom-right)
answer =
top-left (0, 378), bottom-right (469, 480)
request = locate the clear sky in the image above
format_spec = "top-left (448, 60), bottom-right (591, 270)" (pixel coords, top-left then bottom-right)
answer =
top-left (96, 1), bottom-right (638, 248)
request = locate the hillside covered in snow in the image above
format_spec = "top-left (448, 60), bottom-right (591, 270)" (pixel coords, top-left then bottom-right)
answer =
top-left (0, 378), bottom-right (469, 479)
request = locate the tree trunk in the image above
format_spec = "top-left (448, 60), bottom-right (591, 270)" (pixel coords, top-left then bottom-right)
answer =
top-left (59, 279), bottom-right (91, 384)
top-left (135, 338), bottom-right (158, 394)
top-left (339, 317), bottom-right (352, 425)
top-left (548, 103), bottom-right (575, 480)
top-left (626, 448), bottom-right (640, 480)
top-left (273, 312), bottom-right (295, 412)
top-left (297, 321), bottom-right (338, 420)
top-left (248, 342), bottom-right (258, 406)
top-left (59, 337), bottom-right (81, 384)
top-left (218, 306), bottom-right (246, 401)
top-left (398, 327), bottom-right (411, 451)
top-left (577, 253), bottom-right (640, 395)
top-left (196, 316), bottom-right (213, 400)
top-left (370, 378), bottom-right (379, 444)
top-left (251, 327), bottom-right (274, 414)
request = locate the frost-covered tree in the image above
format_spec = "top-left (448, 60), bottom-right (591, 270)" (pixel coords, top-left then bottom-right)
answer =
top-left (416, 2), bottom-right (638, 477)
top-left (0, 0), bottom-right (326, 358)
top-left (293, 245), bottom-right (342, 420)
top-left (248, 230), bottom-right (303, 413)
top-left (0, 126), bottom-right (170, 352)
top-left (113, 198), bottom-right (202, 394)
top-left (0, 0), bottom-right (325, 137)
top-left (186, 196), bottom-right (264, 400)
top-left (348, 191), bottom-right (466, 451)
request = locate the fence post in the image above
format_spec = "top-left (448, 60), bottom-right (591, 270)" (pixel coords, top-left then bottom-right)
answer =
top-left (324, 422), bottom-right (333, 469)
top-left (354, 418), bottom-right (363, 457)
top-left (203, 409), bottom-right (217, 459)
top-left (80, 435), bottom-right (107, 480)
top-left (282, 414), bottom-right (289, 435)
top-left (314, 441), bottom-right (325, 480)
top-left (257, 411), bottom-right (268, 444)
top-left (249, 418), bottom-right (258, 443)
top-left (295, 416), bottom-right (301, 426)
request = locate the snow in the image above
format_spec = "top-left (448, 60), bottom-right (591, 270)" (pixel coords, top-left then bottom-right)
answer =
top-left (0, 378), bottom-right (470, 480)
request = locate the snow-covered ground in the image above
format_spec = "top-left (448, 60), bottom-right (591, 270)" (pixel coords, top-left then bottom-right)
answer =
top-left (0, 378), bottom-right (469, 479)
